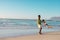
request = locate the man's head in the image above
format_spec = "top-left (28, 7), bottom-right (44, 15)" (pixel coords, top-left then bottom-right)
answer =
top-left (38, 15), bottom-right (41, 19)
top-left (38, 15), bottom-right (41, 18)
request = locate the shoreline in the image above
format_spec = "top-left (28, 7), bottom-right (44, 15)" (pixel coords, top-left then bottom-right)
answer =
top-left (0, 31), bottom-right (60, 40)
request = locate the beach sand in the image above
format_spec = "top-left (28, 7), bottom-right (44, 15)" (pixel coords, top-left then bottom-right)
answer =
top-left (0, 32), bottom-right (60, 40)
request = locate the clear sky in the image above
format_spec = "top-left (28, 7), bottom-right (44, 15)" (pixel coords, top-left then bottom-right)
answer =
top-left (0, 0), bottom-right (60, 19)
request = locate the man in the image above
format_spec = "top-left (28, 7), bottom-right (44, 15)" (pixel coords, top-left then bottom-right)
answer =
top-left (37, 15), bottom-right (47, 34)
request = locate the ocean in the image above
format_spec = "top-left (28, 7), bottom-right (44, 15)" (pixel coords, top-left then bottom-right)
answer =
top-left (0, 19), bottom-right (60, 38)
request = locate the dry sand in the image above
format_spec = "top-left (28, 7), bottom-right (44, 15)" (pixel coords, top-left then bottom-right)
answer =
top-left (0, 32), bottom-right (60, 40)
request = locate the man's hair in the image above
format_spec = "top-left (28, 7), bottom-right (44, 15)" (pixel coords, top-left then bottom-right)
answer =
top-left (38, 15), bottom-right (41, 17)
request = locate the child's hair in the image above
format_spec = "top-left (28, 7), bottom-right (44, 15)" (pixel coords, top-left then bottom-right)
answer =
top-left (42, 19), bottom-right (45, 22)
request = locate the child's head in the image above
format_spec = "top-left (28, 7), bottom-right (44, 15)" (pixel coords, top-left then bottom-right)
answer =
top-left (42, 19), bottom-right (45, 23)
top-left (42, 19), bottom-right (45, 22)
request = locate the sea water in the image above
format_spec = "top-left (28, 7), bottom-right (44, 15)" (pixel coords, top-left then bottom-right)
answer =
top-left (0, 19), bottom-right (60, 38)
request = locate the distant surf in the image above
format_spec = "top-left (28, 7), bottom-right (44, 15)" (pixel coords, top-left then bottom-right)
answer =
top-left (0, 19), bottom-right (60, 38)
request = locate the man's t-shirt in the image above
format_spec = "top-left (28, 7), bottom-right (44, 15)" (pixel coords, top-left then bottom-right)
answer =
top-left (37, 19), bottom-right (41, 25)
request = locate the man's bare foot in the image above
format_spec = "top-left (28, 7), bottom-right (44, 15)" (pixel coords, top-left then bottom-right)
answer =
top-left (39, 32), bottom-right (42, 34)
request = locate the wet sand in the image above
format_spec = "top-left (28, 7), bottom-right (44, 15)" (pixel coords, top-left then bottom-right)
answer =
top-left (0, 32), bottom-right (60, 40)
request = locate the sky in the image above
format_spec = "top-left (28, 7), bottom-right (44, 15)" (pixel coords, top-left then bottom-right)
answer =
top-left (0, 0), bottom-right (60, 19)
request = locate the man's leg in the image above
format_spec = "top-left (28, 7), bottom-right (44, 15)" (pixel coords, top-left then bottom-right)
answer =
top-left (39, 27), bottom-right (42, 34)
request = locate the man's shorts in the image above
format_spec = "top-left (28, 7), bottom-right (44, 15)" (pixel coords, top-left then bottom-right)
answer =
top-left (37, 24), bottom-right (42, 28)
